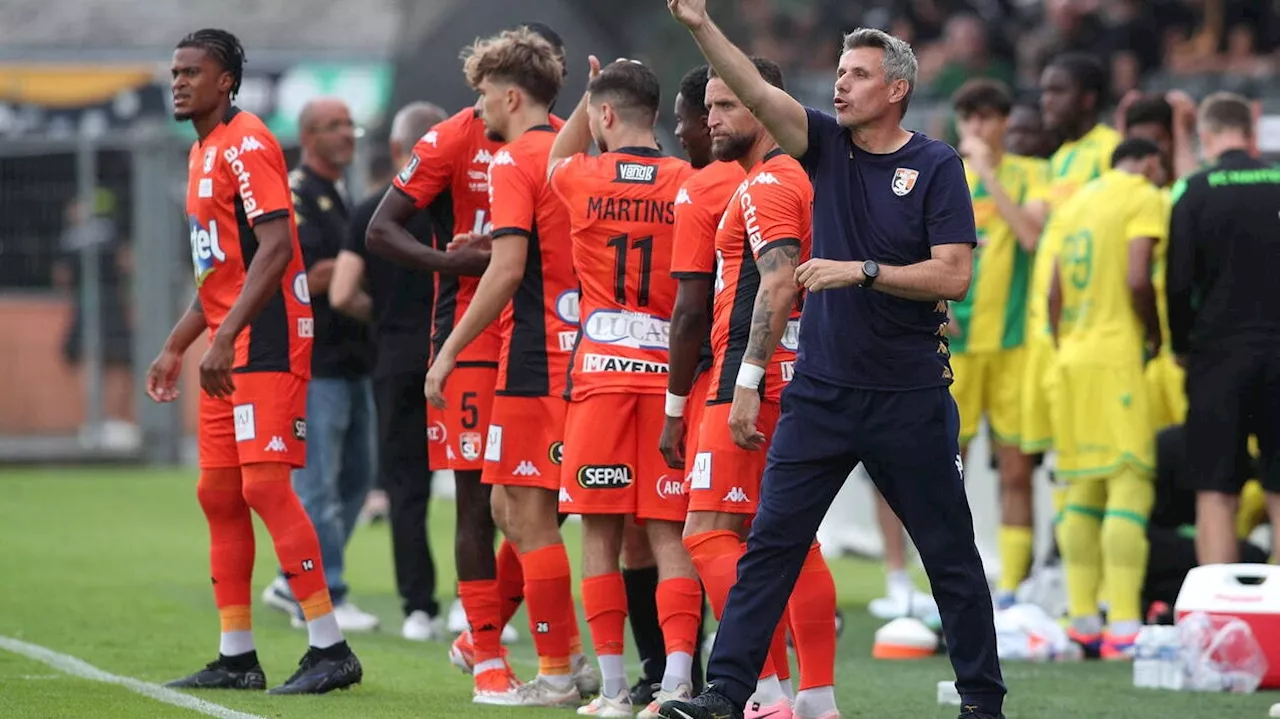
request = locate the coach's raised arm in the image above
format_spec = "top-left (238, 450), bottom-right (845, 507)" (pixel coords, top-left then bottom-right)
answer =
top-left (667, 0), bottom-right (808, 158)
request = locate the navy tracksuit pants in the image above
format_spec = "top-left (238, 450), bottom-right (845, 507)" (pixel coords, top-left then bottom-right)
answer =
top-left (705, 371), bottom-right (1006, 715)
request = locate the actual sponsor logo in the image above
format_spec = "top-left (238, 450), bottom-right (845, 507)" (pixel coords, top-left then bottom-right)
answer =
top-left (689, 452), bottom-right (712, 490)
top-left (459, 431), bottom-right (482, 462)
top-left (779, 319), bottom-right (799, 351)
top-left (740, 188), bottom-right (766, 254)
top-left (189, 217), bottom-right (227, 287)
top-left (615, 162), bottom-right (657, 184)
top-left (577, 464), bottom-right (633, 489)
top-left (656, 474), bottom-right (685, 500)
top-left (581, 353), bottom-right (669, 374)
top-left (233, 404), bottom-right (256, 442)
top-left (292, 271), bottom-right (311, 305)
top-left (484, 425), bottom-right (502, 462)
top-left (398, 154), bottom-right (420, 185)
top-left (292, 417), bottom-right (307, 441)
top-left (892, 167), bottom-right (919, 197)
top-left (556, 290), bottom-right (580, 324)
top-left (223, 144), bottom-right (263, 220)
top-left (582, 310), bottom-right (670, 351)
top-left (548, 441), bottom-right (564, 465)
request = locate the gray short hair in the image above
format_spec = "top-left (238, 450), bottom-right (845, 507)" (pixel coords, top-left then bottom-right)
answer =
top-left (842, 28), bottom-right (918, 115)
top-left (390, 102), bottom-right (448, 154)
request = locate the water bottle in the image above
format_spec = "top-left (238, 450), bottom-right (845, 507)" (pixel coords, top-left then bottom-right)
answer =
top-left (1159, 625), bottom-right (1186, 691)
top-left (1132, 626), bottom-right (1159, 688)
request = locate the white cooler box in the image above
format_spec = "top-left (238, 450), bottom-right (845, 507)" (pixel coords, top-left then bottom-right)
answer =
top-left (1175, 563), bottom-right (1280, 689)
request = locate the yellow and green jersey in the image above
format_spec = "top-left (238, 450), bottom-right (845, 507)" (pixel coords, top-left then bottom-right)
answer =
top-left (1054, 170), bottom-right (1168, 365)
top-left (951, 154), bottom-right (1049, 354)
top-left (1028, 122), bottom-right (1123, 340)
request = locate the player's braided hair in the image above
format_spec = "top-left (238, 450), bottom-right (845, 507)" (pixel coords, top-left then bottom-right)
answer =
top-left (176, 29), bottom-right (247, 98)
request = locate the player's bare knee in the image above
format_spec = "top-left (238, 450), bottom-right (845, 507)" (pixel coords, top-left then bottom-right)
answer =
top-left (645, 520), bottom-right (698, 578)
top-left (683, 510), bottom-right (744, 539)
top-left (582, 514), bottom-right (625, 576)
top-left (621, 519), bottom-right (656, 569)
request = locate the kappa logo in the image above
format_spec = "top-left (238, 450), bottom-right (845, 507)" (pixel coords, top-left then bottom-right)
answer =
top-left (675, 187), bottom-right (692, 205)
top-left (512, 461), bottom-right (541, 477)
top-left (423, 130), bottom-right (439, 147)
top-left (723, 486), bottom-right (750, 503)
top-left (615, 162), bottom-right (657, 184)
top-left (891, 167), bottom-right (920, 196)
top-left (203, 146), bottom-right (217, 174)
top-left (473, 148), bottom-right (494, 165)
top-left (459, 431), bottom-right (483, 462)
top-left (264, 436), bottom-right (288, 453)
top-left (750, 172), bottom-right (780, 186)
top-left (490, 150), bottom-right (515, 166)
top-left (558, 487), bottom-right (572, 503)
top-left (239, 135), bottom-right (266, 154)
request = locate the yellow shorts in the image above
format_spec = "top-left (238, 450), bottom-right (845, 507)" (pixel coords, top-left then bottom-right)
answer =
top-left (1046, 361), bottom-right (1155, 481)
top-left (949, 348), bottom-right (1024, 445)
top-left (1019, 336), bottom-right (1055, 454)
top-left (1144, 353), bottom-right (1187, 430)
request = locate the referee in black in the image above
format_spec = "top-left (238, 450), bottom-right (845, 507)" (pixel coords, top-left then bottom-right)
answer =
top-left (1167, 91), bottom-right (1280, 568)
top-left (330, 101), bottom-right (450, 640)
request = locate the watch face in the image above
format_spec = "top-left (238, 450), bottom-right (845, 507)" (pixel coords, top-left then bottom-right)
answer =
top-left (864, 260), bottom-right (879, 277)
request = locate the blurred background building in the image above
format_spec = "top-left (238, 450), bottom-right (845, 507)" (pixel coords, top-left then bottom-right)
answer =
top-left (1, 0), bottom-right (1278, 465)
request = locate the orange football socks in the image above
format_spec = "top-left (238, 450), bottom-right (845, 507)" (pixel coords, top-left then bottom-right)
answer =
top-left (520, 544), bottom-right (574, 678)
top-left (583, 572), bottom-right (629, 696)
top-left (241, 463), bottom-right (341, 649)
top-left (459, 579), bottom-right (503, 663)
top-left (495, 539), bottom-right (525, 628)
top-left (684, 530), bottom-right (780, 679)
top-left (788, 542), bottom-right (837, 690)
top-left (197, 467), bottom-right (256, 656)
top-left (656, 576), bottom-right (703, 691)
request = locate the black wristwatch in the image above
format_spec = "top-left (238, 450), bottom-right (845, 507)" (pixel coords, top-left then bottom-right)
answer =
top-left (860, 260), bottom-right (880, 288)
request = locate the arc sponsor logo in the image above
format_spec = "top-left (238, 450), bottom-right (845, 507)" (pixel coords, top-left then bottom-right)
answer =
top-left (582, 310), bottom-right (670, 350)
top-left (656, 474), bottom-right (685, 500)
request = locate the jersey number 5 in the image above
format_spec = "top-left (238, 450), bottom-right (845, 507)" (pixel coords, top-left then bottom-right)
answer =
top-left (606, 233), bottom-right (653, 307)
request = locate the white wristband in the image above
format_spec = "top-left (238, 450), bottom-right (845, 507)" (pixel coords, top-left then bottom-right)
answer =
top-left (665, 391), bottom-right (688, 418)
top-left (735, 363), bottom-right (765, 390)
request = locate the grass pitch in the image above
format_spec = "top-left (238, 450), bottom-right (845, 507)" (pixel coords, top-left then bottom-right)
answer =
top-left (0, 466), bottom-right (1273, 718)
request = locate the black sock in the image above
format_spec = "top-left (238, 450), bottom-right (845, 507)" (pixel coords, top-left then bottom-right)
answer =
top-left (622, 566), bottom-right (664, 683)
top-left (313, 640), bottom-right (351, 660)
top-left (219, 650), bottom-right (260, 669)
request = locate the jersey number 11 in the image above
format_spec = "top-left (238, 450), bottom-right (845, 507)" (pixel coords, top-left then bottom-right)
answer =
top-left (606, 233), bottom-right (653, 307)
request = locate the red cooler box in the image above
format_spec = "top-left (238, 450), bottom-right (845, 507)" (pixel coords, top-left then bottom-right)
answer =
top-left (1175, 563), bottom-right (1280, 689)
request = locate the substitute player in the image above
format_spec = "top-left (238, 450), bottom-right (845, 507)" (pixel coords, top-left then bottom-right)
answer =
top-left (682, 57), bottom-right (840, 719)
top-left (547, 58), bottom-right (702, 718)
top-left (149, 28), bottom-right (361, 694)
top-left (949, 79), bottom-right (1049, 608)
top-left (664, 3), bottom-right (1004, 717)
top-left (1024, 53), bottom-right (1121, 458)
top-left (1047, 138), bottom-right (1166, 659)
top-left (425, 27), bottom-right (585, 708)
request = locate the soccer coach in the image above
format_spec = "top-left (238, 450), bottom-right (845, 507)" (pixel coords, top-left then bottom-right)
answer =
top-left (663, 2), bottom-right (1005, 719)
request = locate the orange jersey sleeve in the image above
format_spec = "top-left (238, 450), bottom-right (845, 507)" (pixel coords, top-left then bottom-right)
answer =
top-left (225, 126), bottom-right (293, 226)
top-left (555, 150), bottom-right (694, 399)
top-left (671, 161), bottom-right (745, 278)
top-left (392, 109), bottom-right (468, 210)
top-left (486, 146), bottom-right (538, 239)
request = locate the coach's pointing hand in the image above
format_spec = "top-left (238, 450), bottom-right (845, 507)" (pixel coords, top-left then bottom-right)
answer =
top-left (729, 385), bottom-right (767, 451)
top-left (796, 258), bottom-right (862, 292)
top-left (425, 351), bottom-right (456, 410)
top-left (667, 0), bottom-right (709, 30)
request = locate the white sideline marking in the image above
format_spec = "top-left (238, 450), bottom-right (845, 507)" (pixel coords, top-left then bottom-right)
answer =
top-left (0, 635), bottom-right (266, 719)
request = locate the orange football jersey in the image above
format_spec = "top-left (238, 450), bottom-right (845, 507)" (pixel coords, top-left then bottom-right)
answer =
top-left (185, 107), bottom-right (312, 378)
top-left (707, 149), bottom-right (813, 404)
top-left (487, 125), bottom-right (578, 397)
top-left (551, 147), bottom-right (695, 400)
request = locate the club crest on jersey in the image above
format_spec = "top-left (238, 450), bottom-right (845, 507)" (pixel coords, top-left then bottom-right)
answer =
top-left (203, 147), bottom-right (217, 174)
top-left (615, 162), bottom-right (657, 185)
top-left (892, 167), bottom-right (919, 196)
top-left (459, 431), bottom-right (482, 462)
top-left (189, 216), bottom-right (227, 287)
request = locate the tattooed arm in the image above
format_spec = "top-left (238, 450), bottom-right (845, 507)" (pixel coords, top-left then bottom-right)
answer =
top-left (743, 242), bottom-right (802, 370)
